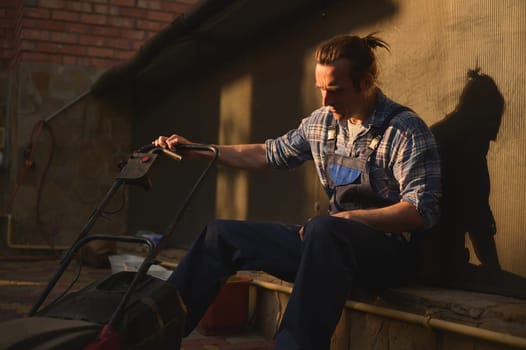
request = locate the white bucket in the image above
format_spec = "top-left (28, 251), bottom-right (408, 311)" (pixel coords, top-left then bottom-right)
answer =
top-left (108, 254), bottom-right (173, 281)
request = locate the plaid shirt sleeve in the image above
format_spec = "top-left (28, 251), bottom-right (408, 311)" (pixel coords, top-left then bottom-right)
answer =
top-left (265, 116), bottom-right (315, 169)
top-left (381, 112), bottom-right (442, 230)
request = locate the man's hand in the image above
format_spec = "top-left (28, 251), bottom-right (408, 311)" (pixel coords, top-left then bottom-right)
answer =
top-left (298, 218), bottom-right (313, 240)
top-left (331, 210), bottom-right (368, 225)
top-left (153, 134), bottom-right (192, 150)
top-left (330, 202), bottom-right (425, 233)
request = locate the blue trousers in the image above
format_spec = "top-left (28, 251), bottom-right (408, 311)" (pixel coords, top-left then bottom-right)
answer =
top-left (168, 215), bottom-right (415, 350)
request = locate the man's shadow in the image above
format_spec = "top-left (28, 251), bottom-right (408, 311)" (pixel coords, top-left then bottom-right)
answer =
top-left (417, 68), bottom-right (526, 298)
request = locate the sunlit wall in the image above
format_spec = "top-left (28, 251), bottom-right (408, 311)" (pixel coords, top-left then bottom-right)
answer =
top-left (132, 0), bottom-right (526, 283)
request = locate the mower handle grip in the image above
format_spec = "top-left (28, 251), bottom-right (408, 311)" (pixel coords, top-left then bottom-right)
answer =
top-left (137, 143), bottom-right (218, 162)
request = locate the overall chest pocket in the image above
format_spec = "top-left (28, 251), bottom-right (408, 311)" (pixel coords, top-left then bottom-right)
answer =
top-left (329, 163), bottom-right (362, 186)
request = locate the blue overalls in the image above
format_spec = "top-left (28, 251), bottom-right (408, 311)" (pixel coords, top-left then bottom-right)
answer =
top-left (327, 115), bottom-right (398, 213)
top-left (168, 107), bottom-right (415, 350)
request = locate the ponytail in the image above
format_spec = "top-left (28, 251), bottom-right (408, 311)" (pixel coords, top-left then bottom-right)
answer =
top-left (316, 32), bottom-right (389, 91)
top-left (363, 32), bottom-right (390, 53)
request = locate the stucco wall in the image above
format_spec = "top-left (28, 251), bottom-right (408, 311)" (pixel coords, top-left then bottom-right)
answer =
top-left (0, 0), bottom-right (196, 249)
top-left (6, 63), bottom-right (131, 247)
top-left (130, 0), bottom-right (526, 285)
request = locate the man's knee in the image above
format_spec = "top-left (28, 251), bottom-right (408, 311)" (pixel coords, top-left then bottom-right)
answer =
top-left (203, 219), bottom-right (227, 236)
top-left (202, 219), bottom-right (249, 254)
top-left (303, 215), bottom-right (341, 242)
top-left (202, 219), bottom-right (232, 246)
top-left (303, 215), bottom-right (371, 244)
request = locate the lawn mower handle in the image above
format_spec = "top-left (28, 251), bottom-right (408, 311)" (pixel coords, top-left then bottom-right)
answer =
top-left (28, 144), bottom-right (217, 318)
top-left (106, 143), bottom-right (218, 329)
top-left (137, 143), bottom-right (218, 163)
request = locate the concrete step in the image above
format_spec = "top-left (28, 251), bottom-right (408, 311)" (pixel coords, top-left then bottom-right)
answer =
top-left (238, 271), bottom-right (526, 350)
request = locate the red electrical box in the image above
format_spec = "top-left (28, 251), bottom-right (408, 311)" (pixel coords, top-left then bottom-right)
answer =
top-left (197, 275), bottom-right (252, 336)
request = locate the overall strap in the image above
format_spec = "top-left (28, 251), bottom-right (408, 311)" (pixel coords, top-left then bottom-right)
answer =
top-left (327, 118), bottom-right (338, 153)
top-left (367, 105), bottom-right (412, 153)
top-left (327, 105), bottom-right (412, 155)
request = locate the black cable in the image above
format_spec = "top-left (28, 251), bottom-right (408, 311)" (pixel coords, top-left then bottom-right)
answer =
top-left (35, 121), bottom-right (57, 250)
top-left (102, 185), bottom-right (127, 215)
top-left (44, 253), bottom-right (83, 309)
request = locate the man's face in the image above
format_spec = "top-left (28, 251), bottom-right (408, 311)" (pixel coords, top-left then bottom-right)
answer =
top-left (315, 58), bottom-right (364, 121)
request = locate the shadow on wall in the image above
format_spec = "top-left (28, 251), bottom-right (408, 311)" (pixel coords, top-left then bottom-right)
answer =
top-left (417, 68), bottom-right (526, 298)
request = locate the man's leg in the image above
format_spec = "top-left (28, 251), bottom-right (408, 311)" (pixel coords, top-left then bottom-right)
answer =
top-left (167, 219), bottom-right (302, 335)
top-left (275, 215), bottom-right (415, 350)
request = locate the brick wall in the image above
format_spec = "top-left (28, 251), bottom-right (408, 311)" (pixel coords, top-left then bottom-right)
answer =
top-left (4, 0), bottom-right (197, 68)
top-left (0, 1), bottom-right (16, 67)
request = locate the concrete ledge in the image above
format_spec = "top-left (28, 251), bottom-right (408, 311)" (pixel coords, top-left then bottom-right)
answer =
top-left (237, 271), bottom-right (526, 350)
top-left (380, 287), bottom-right (526, 338)
top-left (159, 251), bottom-right (526, 349)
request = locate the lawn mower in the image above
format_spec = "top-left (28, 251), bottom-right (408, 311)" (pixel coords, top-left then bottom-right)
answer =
top-left (0, 143), bottom-right (218, 350)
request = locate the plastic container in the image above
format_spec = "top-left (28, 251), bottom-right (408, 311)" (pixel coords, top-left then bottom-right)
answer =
top-left (108, 254), bottom-right (173, 281)
top-left (197, 275), bottom-right (252, 335)
top-left (136, 230), bottom-right (163, 247)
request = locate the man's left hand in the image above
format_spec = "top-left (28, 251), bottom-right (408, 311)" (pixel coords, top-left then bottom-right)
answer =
top-left (331, 210), bottom-right (369, 225)
top-left (330, 202), bottom-right (425, 233)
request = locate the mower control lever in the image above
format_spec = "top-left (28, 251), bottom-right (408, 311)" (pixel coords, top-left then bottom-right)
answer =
top-left (139, 143), bottom-right (219, 162)
top-left (158, 147), bottom-right (183, 161)
top-left (137, 144), bottom-right (183, 161)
